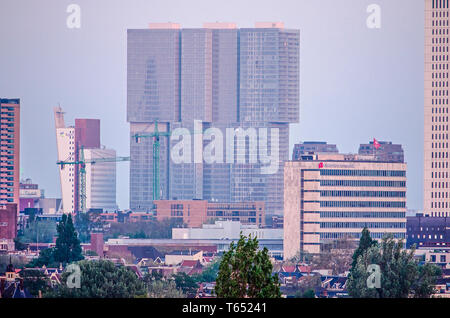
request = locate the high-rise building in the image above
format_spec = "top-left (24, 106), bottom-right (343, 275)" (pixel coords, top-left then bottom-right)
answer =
top-left (0, 99), bottom-right (20, 207)
top-left (84, 148), bottom-right (117, 212)
top-left (127, 22), bottom-right (300, 217)
top-left (359, 141), bottom-right (404, 163)
top-left (292, 141), bottom-right (339, 161)
top-left (424, 0), bottom-right (450, 217)
top-left (54, 107), bottom-right (117, 213)
top-left (284, 152), bottom-right (407, 258)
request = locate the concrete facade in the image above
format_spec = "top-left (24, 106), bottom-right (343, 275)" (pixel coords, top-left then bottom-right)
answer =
top-left (0, 204), bottom-right (17, 240)
top-left (0, 99), bottom-right (20, 207)
top-left (284, 153), bottom-right (407, 259)
top-left (424, 0), bottom-right (450, 216)
top-left (153, 200), bottom-right (265, 228)
top-left (172, 220), bottom-right (282, 240)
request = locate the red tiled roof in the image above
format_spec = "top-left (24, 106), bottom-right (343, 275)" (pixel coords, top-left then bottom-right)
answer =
top-left (282, 266), bottom-right (296, 272)
top-left (181, 260), bottom-right (202, 267)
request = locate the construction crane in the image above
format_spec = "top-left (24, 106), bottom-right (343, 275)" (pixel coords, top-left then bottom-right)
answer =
top-left (57, 146), bottom-right (130, 212)
top-left (132, 120), bottom-right (171, 201)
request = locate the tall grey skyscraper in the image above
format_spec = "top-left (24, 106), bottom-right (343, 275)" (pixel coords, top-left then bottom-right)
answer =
top-left (127, 22), bottom-right (299, 217)
top-left (424, 0), bottom-right (450, 217)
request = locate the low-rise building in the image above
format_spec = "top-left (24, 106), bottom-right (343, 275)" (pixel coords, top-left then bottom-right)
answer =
top-left (154, 200), bottom-right (265, 228)
top-left (406, 214), bottom-right (450, 248)
top-left (172, 220), bottom-right (282, 240)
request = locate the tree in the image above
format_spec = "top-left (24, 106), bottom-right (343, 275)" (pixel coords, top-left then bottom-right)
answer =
top-left (147, 280), bottom-right (185, 298)
top-left (27, 214), bottom-right (84, 268)
top-left (46, 260), bottom-right (147, 298)
top-left (193, 258), bottom-right (220, 283)
top-left (173, 272), bottom-right (199, 296)
top-left (74, 210), bottom-right (107, 243)
top-left (347, 234), bottom-right (442, 298)
top-left (14, 237), bottom-right (27, 251)
top-left (215, 234), bottom-right (281, 298)
top-left (27, 247), bottom-right (58, 268)
top-left (19, 219), bottom-right (57, 243)
top-left (21, 269), bottom-right (51, 297)
top-left (350, 227), bottom-right (377, 270)
top-left (54, 214), bottom-right (84, 264)
top-left (104, 218), bottom-right (185, 240)
top-left (295, 289), bottom-right (315, 298)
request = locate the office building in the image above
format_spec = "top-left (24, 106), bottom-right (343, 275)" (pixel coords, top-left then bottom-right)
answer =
top-left (292, 141), bottom-right (339, 161)
top-left (358, 140), bottom-right (404, 163)
top-left (284, 152), bottom-right (407, 258)
top-left (172, 220), bottom-right (282, 240)
top-left (127, 22), bottom-right (299, 217)
top-left (0, 98), bottom-right (20, 207)
top-left (424, 0), bottom-right (450, 216)
top-left (54, 107), bottom-right (117, 213)
top-left (406, 213), bottom-right (450, 248)
top-left (84, 148), bottom-right (118, 212)
top-left (0, 204), bottom-right (17, 240)
top-left (153, 199), bottom-right (265, 227)
top-left (19, 178), bottom-right (44, 212)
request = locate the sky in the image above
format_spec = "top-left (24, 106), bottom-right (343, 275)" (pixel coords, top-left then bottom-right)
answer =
top-left (0, 0), bottom-right (424, 211)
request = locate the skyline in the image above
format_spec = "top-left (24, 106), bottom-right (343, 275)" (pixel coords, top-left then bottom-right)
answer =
top-left (0, 0), bottom-right (424, 211)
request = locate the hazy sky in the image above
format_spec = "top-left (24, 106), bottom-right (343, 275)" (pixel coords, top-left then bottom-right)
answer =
top-left (0, 0), bottom-right (424, 211)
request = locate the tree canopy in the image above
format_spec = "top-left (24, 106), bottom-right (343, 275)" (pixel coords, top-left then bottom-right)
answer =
top-left (46, 260), bottom-right (147, 298)
top-left (27, 213), bottom-right (84, 268)
top-left (347, 233), bottom-right (442, 298)
top-left (215, 234), bottom-right (281, 298)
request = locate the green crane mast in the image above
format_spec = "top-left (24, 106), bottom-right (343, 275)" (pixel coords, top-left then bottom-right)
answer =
top-left (133, 120), bottom-right (170, 201)
top-left (57, 146), bottom-right (130, 212)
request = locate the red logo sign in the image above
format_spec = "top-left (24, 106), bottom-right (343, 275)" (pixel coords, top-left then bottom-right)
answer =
top-left (318, 162), bottom-right (324, 169)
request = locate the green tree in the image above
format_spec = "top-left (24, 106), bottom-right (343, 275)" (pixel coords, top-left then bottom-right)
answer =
top-left (295, 289), bottom-right (315, 298)
top-left (46, 260), bottom-right (146, 298)
top-left (347, 234), bottom-right (442, 298)
top-left (193, 258), bottom-right (220, 283)
top-left (147, 280), bottom-right (185, 298)
top-left (26, 247), bottom-right (58, 268)
top-left (74, 210), bottom-right (107, 243)
top-left (14, 237), bottom-right (27, 251)
top-left (19, 219), bottom-right (57, 243)
top-left (54, 214), bottom-right (84, 264)
top-left (215, 234), bottom-right (281, 298)
top-left (173, 272), bottom-right (199, 296)
top-left (350, 227), bottom-right (377, 270)
top-left (21, 269), bottom-right (51, 297)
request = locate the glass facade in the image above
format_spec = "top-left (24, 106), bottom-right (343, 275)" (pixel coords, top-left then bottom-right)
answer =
top-left (127, 26), bottom-right (300, 215)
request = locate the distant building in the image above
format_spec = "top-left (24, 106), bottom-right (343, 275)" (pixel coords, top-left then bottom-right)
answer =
top-left (292, 141), bottom-right (338, 161)
top-left (0, 99), bottom-right (20, 207)
top-left (424, 0), bottom-right (450, 217)
top-left (127, 22), bottom-right (300, 218)
top-left (406, 214), bottom-right (450, 248)
top-left (172, 220), bottom-right (282, 240)
top-left (358, 141), bottom-right (404, 163)
top-left (35, 198), bottom-right (62, 215)
top-left (54, 107), bottom-right (117, 213)
top-left (153, 200), bottom-right (265, 228)
top-left (0, 204), bottom-right (18, 241)
top-left (272, 215), bottom-right (283, 229)
top-left (19, 178), bottom-right (44, 212)
top-left (84, 148), bottom-right (117, 212)
top-left (284, 152), bottom-right (407, 258)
